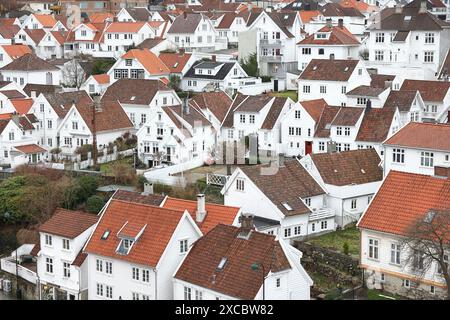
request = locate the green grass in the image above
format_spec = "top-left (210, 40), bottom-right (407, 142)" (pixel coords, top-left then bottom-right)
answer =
top-left (99, 156), bottom-right (134, 176)
top-left (367, 289), bottom-right (405, 300)
top-left (307, 224), bottom-right (360, 257)
top-left (269, 90), bottom-right (298, 102)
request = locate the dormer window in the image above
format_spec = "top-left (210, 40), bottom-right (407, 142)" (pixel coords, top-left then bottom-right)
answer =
top-left (315, 33), bottom-right (328, 39)
top-left (116, 221), bottom-right (146, 255)
top-left (126, 59), bottom-right (132, 66)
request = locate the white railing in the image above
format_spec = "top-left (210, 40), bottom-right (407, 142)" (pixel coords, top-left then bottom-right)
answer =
top-left (206, 173), bottom-right (229, 186)
top-left (309, 207), bottom-right (335, 221)
top-left (343, 209), bottom-right (362, 225)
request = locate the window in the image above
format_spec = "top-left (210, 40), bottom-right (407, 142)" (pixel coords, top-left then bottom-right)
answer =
top-left (142, 269), bottom-right (150, 282)
top-left (140, 114), bottom-right (147, 124)
top-left (390, 243), bottom-right (401, 265)
top-left (367, 195), bottom-right (372, 204)
top-left (105, 286), bottom-right (112, 299)
top-left (305, 198), bottom-right (311, 206)
top-left (303, 85), bottom-right (310, 93)
top-left (295, 110), bottom-right (301, 119)
top-left (8, 131), bottom-right (14, 141)
top-left (249, 115), bottom-right (255, 123)
top-left (321, 221), bottom-right (328, 230)
top-left (62, 238), bottom-right (70, 250)
top-left (228, 129), bottom-right (234, 139)
top-left (341, 86), bottom-right (346, 94)
top-left (381, 273), bottom-right (385, 282)
top-left (375, 50), bottom-right (384, 61)
top-left (294, 226), bottom-right (301, 235)
top-left (430, 285), bottom-right (435, 294)
top-left (180, 239), bottom-right (188, 253)
top-left (236, 178), bottom-right (244, 191)
top-left (368, 238), bottom-right (379, 260)
top-left (240, 114), bottom-right (245, 123)
top-left (45, 234), bottom-right (52, 246)
top-left (284, 228), bottom-right (291, 238)
top-left (289, 127), bottom-right (294, 136)
top-left (358, 68), bottom-right (363, 76)
top-left (63, 262), bottom-right (70, 278)
top-left (311, 223), bottom-right (315, 232)
top-left (351, 199), bottom-right (357, 210)
top-left (357, 97), bottom-right (367, 105)
top-left (96, 283), bottom-right (103, 296)
top-left (302, 48), bottom-right (311, 55)
top-left (184, 286), bottom-right (192, 300)
top-left (336, 143), bottom-right (342, 152)
top-left (320, 85), bottom-right (326, 94)
top-left (424, 51), bottom-right (434, 63)
top-left (96, 259), bottom-right (103, 272)
top-left (132, 292), bottom-right (140, 300)
top-left (132, 267), bottom-right (140, 280)
top-left (375, 33), bottom-right (384, 43)
top-left (81, 30), bottom-right (87, 36)
top-left (392, 148), bottom-right (405, 163)
top-left (420, 151), bottom-right (434, 167)
top-left (402, 279), bottom-right (410, 288)
top-left (46, 257), bottom-right (53, 273)
top-left (336, 127), bottom-right (342, 136)
top-left (425, 33), bottom-right (434, 44)
top-left (413, 250), bottom-right (425, 270)
top-left (308, 128), bottom-right (311, 137)
top-left (195, 290), bottom-right (203, 300)
top-left (276, 278), bottom-right (281, 288)
top-left (344, 127), bottom-right (350, 136)
top-left (319, 141), bottom-right (325, 151)
top-left (105, 261), bottom-right (112, 274)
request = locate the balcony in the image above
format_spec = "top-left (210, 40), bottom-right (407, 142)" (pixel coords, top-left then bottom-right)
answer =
top-left (309, 207), bottom-right (335, 221)
top-left (260, 55), bottom-right (282, 63)
top-left (260, 39), bottom-right (283, 49)
top-left (0, 244), bottom-right (37, 284)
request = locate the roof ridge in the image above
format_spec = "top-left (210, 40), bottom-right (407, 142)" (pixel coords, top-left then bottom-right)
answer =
top-left (111, 198), bottom-right (186, 213)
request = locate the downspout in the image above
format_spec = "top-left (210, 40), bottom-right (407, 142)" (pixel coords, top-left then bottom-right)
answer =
top-left (341, 199), bottom-right (344, 228)
top-left (154, 267), bottom-right (157, 300)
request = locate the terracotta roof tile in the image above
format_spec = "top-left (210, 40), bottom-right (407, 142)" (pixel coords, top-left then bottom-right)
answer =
top-left (1, 44), bottom-right (32, 59)
top-left (106, 22), bottom-right (148, 33)
top-left (92, 74), bottom-right (109, 84)
top-left (299, 59), bottom-right (359, 81)
top-left (34, 14), bottom-right (57, 28)
top-left (358, 171), bottom-right (450, 236)
top-left (400, 79), bottom-right (450, 102)
top-left (30, 243), bottom-right (40, 256)
top-left (261, 97), bottom-right (288, 130)
top-left (14, 144), bottom-right (46, 154)
top-left (383, 122), bottom-right (450, 152)
top-left (314, 105), bottom-right (340, 138)
top-left (0, 90), bottom-right (25, 99)
top-left (0, 25), bottom-right (20, 39)
top-left (163, 197), bottom-right (240, 234)
top-left (174, 224), bottom-right (291, 300)
top-left (39, 208), bottom-right (99, 239)
top-left (190, 91), bottom-right (232, 123)
top-left (101, 79), bottom-right (170, 105)
top-left (84, 199), bottom-right (186, 267)
top-left (71, 251), bottom-right (88, 267)
top-left (10, 98), bottom-right (34, 115)
top-left (356, 107), bottom-right (396, 142)
top-left (310, 149), bottom-right (382, 186)
top-left (240, 160), bottom-right (325, 216)
top-left (88, 12), bottom-right (114, 24)
top-left (298, 25), bottom-right (359, 45)
top-left (301, 99), bottom-right (328, 123)
top-left (299, 10), bottom-right (322, 23)
top-left (346, 85), bottom-right (387, 97)
top-left (331, 106), bottom-right (364, 126)
top-left (122, 49), bottom-right (170, 75)
top-left (383, 90), bottom-right (417, 112)
top-left (0, 53), bottom-right (59, 71)
top-left (370, 74), bottom-right (395, 88)
top-left (159, 52), bottom-right (192, 73)
top-left (24, 29), bottom-right (46, 44)
top-left (112, 190), bottom-right (166, 206)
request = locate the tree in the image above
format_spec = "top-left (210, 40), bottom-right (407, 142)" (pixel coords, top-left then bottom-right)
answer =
top-left (401, 209), bottom-right (450, 299)
top-left (92, 58), bottom-right (115, 75)
top-left (86, 195), bottom-right (105, 213)
top-left (75, 175), bottom-right (99, 202)
top-left (240, 53), bottom-right (258, 77)
top-left (168, 74), bottom-right (181, 91)
top-left (63, 58), bottom-right (86, 89)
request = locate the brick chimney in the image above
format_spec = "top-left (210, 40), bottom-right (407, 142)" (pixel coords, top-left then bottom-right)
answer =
top-left (338, 18), bottom-right (343, 29)
top-left (142, 182), bottom-right (153, 195)
top-left (211, 55), bottom-right (216, 62)
top-left (434, 166), bottom-right (450, 179)
top-left (196, 194), bottom-right (207, 223)
top-left (419, 0), bottom-right (427, 13)
top-left (326, 18), bottom-right (332, 28)
top-left (179, 48), bottom-right (185, 55)
top-left (183, 11), bottom-right (187, 19)
top-left (395, 4), bottom-right (402, 14)
top-left (239, 213), bottom-right (254, 230)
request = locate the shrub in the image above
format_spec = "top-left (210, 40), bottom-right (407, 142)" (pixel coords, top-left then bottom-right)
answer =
top-left (86, 195), bottom-right (105, 213)
top-left (76, 175), bottom-right (99, 202)
top-left (343, 242), bottom-right (349, 255)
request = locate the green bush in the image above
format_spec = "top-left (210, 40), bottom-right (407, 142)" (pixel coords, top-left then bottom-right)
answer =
top-left (343, 242), bottom-right (349, 255)
top-left (86, 195), bottom-right (105, 213)
top-left (76, 175), bottom-right (99, 202)
top-left (153, 182), bottom-right (173, 195)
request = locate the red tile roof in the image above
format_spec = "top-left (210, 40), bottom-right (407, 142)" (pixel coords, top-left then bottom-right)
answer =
top-left (84, 199), bottom-right (187, 267)
top-left (92, 74), bottom-right (109, 84)
top-left (383, 122), bottom-right (450, 152)
top-left (174, 224), bottom-right (291, 300)
top-left (34, 14), bottom-right (57, 28)
top-left (162, 197), bottom-right (240, 234)
top-left (106, 22), bottom-right (148, 33)
top-left (122, 49), bottom-right (170, 75)
top-left (159, 52), bottom-right (192, 74)
top-left (299, 10), bottom-right (322, 23)
top-left (358, 171), bottom-right (450, 237)
top-left (190, 91), bottom-right (233, 123)
top-left (299, 59), bottom-right (359, 81)
top-left (356, 107), bottom-right (396, 143)
top-left (301, 99), bottom-right (328, 123)
top-left (14, 144), bottom-right (47, 154)
top-left (10, 98), bottom-right (34, 115)
top-left (298, 25), bottom-right (359, 45)
top-left (39, 208), bottom-right (99, 239)
top-left (71, 251), bottom-right (88, 267)
top-left (1, 44), bottom-right (32, 59)
top-left (400, 79), bottom-right (450, 102)
top-left (89, 12), bottom-right (114, 24)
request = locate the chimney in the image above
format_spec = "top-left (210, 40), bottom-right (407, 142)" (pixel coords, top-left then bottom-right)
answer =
top-left (326, 18), bottom-right (332, 28)
top-left (179, 48), bottom-right (185, 55)
top-left (419, 0), bottom-right (427, 13)
top-left (211, 55), bottom-right (216, 62)
top-left (142, 182), bottom-right (153, 195)
top-left (11, 112), bottom-right (19, 125)
top-left (434, 166), bottom-right (450, 179)
top-left (183, 97), bottom-right (189, 115)
top-left (338, 18), bottom-right (343, 29)
top-left (30, 90), bottom-right (37, 98)
top-left (239, 213), bottom-right (254, 230)
top-left (395, 4), bottom-right (402, 14)
top-left (278, 153), bottom-right (285, 167)
top-left (196, 194), bottom-right (207, 223)
top-left (384, 80), bottom-right (393, 89)
top-left (183, 11), bottom-right (187, 19)
top-left (247, 3), bottom-right (253, 12)
top-left (365, 99), bottom-right (372, 112)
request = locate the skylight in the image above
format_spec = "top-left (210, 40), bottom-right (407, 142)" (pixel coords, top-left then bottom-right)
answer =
top-left (130, 96), bottom-right (136, 101)
top-left (217, 257), bottom-right (227, 271)
top-left (344, 67), bottom-right (349, 72)
top-left (361, 169), bottom-right (366, 174)
top-left (284, 15), bottom-right (289, 19)
top-left (101, 230), bottom-right (110, 240)
top-left (282, 202), bottom-right (293, 211)
top-left (313, 65), bottom-right (318, 71)
top-left (404, 16), bottom-right (412, 21)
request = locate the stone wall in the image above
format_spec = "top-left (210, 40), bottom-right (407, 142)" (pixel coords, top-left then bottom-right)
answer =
top-left (0, 271), bottom-right (38, 300)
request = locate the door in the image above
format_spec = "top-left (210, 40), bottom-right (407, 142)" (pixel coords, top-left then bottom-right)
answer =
top-left (273, 79), bottom-right (278, 92)
top-left (32, 154), bottom-right (37, 163)
top-left (148, 160), bottom-right (153, 168)
top-left (305, 141), bottom-right (312, 155)
top-left (166, 147), bottom-right (171, 163)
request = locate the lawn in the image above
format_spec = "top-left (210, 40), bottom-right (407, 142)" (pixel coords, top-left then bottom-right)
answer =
top-left (99, 156), bottom-right (135, 176)
top-left (269, 90), bottom-right (298, 102)
top-left (307, 224), bottom-right (360, 257)
top-left (367, 289), bottom-right (405, 300)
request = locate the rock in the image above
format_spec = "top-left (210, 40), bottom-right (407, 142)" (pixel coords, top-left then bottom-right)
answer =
top-left (317, 294), bottom-right (326, 300)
